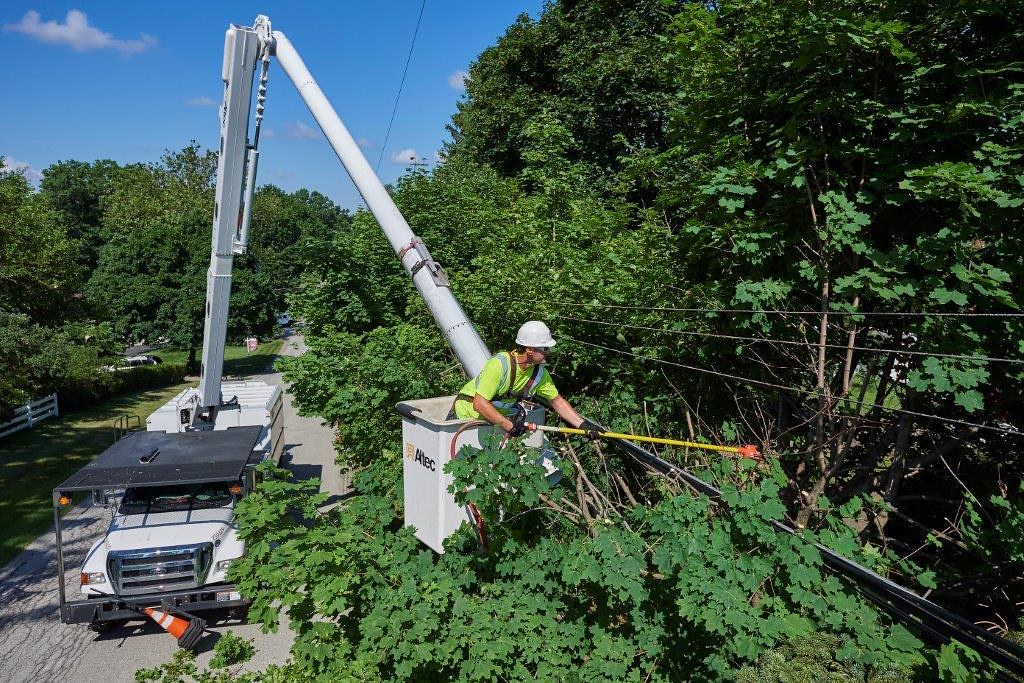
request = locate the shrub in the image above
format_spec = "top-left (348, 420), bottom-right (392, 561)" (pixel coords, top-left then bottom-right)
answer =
top-left (58, 363), bottom-right (187, 413)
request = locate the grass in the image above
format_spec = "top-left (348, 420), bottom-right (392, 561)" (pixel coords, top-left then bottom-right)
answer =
top-left (846, 372), bottom-right (903, 413)
top-left (0, 338), bottom-right (285, 566)
top-left (152, 339), bottom-right (284, 376)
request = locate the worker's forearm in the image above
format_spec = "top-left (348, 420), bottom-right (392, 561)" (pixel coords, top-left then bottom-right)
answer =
top-left (550, 396), bottom-right (584, 428)
top-left (473, 395), bottom-right (512, 431)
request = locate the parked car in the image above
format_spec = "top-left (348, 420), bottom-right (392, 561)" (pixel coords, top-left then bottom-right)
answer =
top-left (102, 355), bottom-right (162, 372)
top-left (122, 355), bottom-right (161, 368)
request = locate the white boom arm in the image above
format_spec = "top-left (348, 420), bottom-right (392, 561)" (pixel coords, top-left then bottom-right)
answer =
top-left (198, 16), bottom-right (489, 417)
top-left (272, 32), bottom-right (490, 375)
top-left (197, 18), bottom-right (269, 414)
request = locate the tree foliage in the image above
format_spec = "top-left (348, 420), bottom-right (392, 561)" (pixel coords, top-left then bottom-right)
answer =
top-left (85, 146), bottom-right (348, 358)
top-left (0, 161), bottom-right (79, 324)
top-left (39, 158), bottom-right (119, 275)
top-left (243, 0), bottom-right (1024, 678)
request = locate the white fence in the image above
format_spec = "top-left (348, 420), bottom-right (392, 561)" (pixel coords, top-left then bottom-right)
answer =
top-left (0, 393), bottom-right (59, 440)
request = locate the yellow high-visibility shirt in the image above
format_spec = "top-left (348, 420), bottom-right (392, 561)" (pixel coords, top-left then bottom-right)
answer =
top-left (454, 351), bottom-right (559, 419)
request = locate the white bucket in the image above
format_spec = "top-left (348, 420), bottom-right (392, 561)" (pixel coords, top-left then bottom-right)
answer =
top-left (397, 395), bottom-right (552, 553)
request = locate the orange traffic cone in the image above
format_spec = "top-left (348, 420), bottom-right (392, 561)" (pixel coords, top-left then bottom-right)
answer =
top-left (143, 607), bottom-right (206, 650)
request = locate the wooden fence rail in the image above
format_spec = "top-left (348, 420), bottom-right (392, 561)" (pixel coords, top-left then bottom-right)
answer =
top-left (0, 393), bottom-right (59, 440)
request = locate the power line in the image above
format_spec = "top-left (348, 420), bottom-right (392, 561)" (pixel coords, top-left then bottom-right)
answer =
top-left (375, 0), bottom-right (427, 173)
top-left (551, 314), bottom-right (1024, 366)
top-left (559, 332), bottom-right (1022, 438)
top-left (491, 319), bottom-right (1024, 671)
top-left (531, 299), bottom-right (1024, 318)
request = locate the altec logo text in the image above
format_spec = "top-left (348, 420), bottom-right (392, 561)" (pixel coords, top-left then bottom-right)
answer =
top-left (406, 443), bottom-right (435, 471)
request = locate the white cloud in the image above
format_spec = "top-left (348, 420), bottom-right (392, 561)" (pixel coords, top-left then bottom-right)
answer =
top-left (390, 148), bottom-right (419, 164)
top-left (356, 137), bottom-right (372, 149)
top-left (186, 95), bottom-right (217, 107)
top-left (1, 156), bottom-right (43, 184)
top-left (285, 122), bottom-right (319, 140)
top-left (261, 128), bottom-right (276, 139)
top-left (448, 70), bottom-right (469, 91)
top-left (4, 10), bottom-right (157, 55)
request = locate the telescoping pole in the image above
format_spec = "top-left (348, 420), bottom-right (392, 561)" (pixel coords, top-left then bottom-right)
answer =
top-left (527, 423), bottom-right (761, 460)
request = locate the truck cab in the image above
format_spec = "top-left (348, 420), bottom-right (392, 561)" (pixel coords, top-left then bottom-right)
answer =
top-left (54, 414), bottom-right (278, 626)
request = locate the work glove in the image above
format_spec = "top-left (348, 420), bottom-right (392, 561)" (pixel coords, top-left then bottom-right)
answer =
top-left (578, 419), bottom-right (602, 441)
top-left (506, 406), bottom-right (528, 438)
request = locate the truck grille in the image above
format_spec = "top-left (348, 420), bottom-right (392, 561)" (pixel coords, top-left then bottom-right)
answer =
top-left (107, 543), bottom-right (213, 595)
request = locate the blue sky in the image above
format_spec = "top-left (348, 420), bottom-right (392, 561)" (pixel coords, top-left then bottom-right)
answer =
top-left (1, 2), bottom-right (543, 210)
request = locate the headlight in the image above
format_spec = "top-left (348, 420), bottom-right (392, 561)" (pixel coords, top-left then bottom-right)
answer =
top-left (215, 558), bottom-right (237, 573)
top-left (80, 572), bottom-right (106, 585)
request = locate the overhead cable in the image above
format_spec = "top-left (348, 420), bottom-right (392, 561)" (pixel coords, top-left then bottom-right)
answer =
top-left (558, 333), bottom-right (1021, 438)
top-left (531, 299), bottom-right (1024, 318)
top-left (375, 0), bottom-right (427, 172)
top-left (495, 313), bottom-right (1024, 672)
top-left (552, 314), bottom-right (1024, 366)
top-left (574, 403), bottom-right (1024, 678)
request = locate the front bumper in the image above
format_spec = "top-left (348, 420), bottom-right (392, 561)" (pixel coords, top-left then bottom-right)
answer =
top-left (61, 584), bottom-right (247, 624)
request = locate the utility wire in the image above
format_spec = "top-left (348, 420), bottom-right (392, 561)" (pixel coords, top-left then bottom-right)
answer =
top-left (531, 299), bottom-right (1024, 318)
top-left (375, 0), bottom-right (427, 172)
top-left (558, 385), bottom-right (1024, 677)
top-left (551, 314), bottom-right (1024, 366)
top-left (493, 318), bottom-right (1024, 672)
top-left (559, 332), bottom-right (1022, 438)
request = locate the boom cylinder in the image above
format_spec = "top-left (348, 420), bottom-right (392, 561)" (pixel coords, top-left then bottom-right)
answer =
top-left (272, 31), bottom-right (491, 377)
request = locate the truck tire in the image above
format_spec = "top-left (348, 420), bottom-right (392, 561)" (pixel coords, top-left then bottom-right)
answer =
top-left (89, 619), bottom-right (127, 633)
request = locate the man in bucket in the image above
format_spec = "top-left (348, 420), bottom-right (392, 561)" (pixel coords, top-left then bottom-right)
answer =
top-left (450, 320), bottom-right (599, 438)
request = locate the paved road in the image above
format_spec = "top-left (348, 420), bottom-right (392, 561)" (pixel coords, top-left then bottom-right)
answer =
top-left (0, 335), bottom-right (343, 681)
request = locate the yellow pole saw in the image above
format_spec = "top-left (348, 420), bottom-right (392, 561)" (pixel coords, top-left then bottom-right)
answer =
top-left (527, 423), bottom-right (761, 460)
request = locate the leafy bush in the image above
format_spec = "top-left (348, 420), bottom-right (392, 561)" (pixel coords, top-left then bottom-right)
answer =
top-left (275, 323), bottom-right (463, 470)
top-left (209, 630), bottom-right (256, 669)
top-left (232, 446), bottom-right (930, 681)
top-left (735, 633), bottom-right (917, 682)
top-left (58, 362), bottom-right (186, 413)
top-left (135, 644), bottom-right (283, 683)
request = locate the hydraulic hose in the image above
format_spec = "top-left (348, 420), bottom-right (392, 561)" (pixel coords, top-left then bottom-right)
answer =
top-left (450, 420), bottom-right (490, 548)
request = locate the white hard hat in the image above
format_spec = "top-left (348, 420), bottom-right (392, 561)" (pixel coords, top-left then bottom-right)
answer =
top-left (516, 320), bottom-right (557, 348)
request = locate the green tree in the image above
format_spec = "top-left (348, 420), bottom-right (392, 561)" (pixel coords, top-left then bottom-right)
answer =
top-left (101, 143), bottom-right (216, 238)
top-left (451, 0), bottom-right (678, 194)
top-left (86, 211), bottom-right (208, 356)
top-left (250, 185), bottom-right (351, 315)
top-left (39, 158), bottom-right (119, 275)
top-left (644, 0), bottom-right (1023, 573)
top-left (0, 159), bottom-right (79, 323)
top-left (87, 145), bottom-right (276, 365)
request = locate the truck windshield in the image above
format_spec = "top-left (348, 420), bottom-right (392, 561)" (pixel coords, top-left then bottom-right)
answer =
top-left (119, 482), bottom-right (234, 513)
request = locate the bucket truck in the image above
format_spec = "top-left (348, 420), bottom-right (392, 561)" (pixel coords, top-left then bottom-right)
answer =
top-left (52, 18), bottom-right (284, 630)
top-left (53, 12), bottom-right (559, 634)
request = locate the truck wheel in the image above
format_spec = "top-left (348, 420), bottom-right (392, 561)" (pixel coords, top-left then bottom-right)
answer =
top-left (230, 605), bottom-right (250, 623)
top-left (89, 619), bottom-right (125, 633)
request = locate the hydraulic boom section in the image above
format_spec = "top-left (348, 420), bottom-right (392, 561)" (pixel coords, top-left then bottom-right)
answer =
top-left (197, 17), bottom-right (274, 418)
top-left (198, 15), bottom-right (489, 423)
